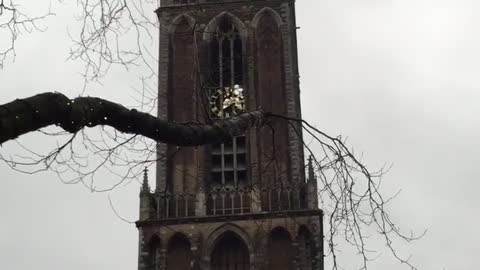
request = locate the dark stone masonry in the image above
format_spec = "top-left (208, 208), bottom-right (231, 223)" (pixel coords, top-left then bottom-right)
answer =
top-left (136, 1), bottom-right (324, 269)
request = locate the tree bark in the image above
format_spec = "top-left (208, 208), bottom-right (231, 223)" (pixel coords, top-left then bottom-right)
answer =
top-left (0, 92), bottom-right (267, 145)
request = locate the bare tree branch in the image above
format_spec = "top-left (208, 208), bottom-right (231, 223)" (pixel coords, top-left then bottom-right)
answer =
top-left (0, 92), bottom-right (266, 145)
top-left (0, 0), bottom-right (54, 68)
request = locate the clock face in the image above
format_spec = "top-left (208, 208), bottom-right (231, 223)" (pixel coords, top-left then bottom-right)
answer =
top-left (210, 85), bottom-right (245, 118)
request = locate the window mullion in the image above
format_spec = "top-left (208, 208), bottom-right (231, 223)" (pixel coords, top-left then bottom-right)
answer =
top-left (229, 31), bottom-right (238, 187)
top-left (230, 35), bottom-right (235, 86)
top-left (218, 36), bottom-right (224, 117)
top-left (218, 35), bottom-right (226, 186)
top-left (233, 137), bottom-right (238, 187)
top-left (221, 143), bottom-right (225, 185)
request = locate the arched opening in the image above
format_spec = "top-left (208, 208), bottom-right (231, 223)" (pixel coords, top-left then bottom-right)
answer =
top-left (147, 235), bottom-right (161, 270)
top-left (166, 233), bottom-right (193, 270)
top-left (298, 226), bottom-right (316, 270)
top-left (170, 18), bottom-right (195, 123)
top-left (255, 12), bottom-right (290, 186)
top-left (211, 231), bottom-right (250, 270)
top-left (168, 18), bottom-right (197, 194)
top-left (267, 227), bottom-right (294, 270)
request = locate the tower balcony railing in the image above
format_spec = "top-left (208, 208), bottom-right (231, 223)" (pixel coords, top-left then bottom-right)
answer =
top-left (167, 0), bottom-right (247, 7)
top-left (149, 182), bottom-right (310, 220)
top-left (206, 186), bottom-right (253, 216)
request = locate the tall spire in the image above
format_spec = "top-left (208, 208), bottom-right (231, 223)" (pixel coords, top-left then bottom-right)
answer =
top-left (142, 167), bottom-right (150, 193)
top-left (308, 155), bottom-right (316, 182)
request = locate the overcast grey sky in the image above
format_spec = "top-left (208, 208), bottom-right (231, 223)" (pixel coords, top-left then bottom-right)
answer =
top-left (1, 0), bottom-right (478, 269)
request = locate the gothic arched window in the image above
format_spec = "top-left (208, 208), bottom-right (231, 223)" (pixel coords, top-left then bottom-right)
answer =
top-left (255, 12), bottom-right (290, 185)
top-left (166, 234), bottom-right (193, 270)
top-left (298, 226), bottom-right (316, 270)
top-left (148, 236), bottom-right (161, 270)
top-left (207, 16), bottom-right (247, 188)
top-left (267, 227), bottom-right (294, 270)
top-left (168, 18), bottom-right (197, 194)
top-left (207, 16), bottom-right (244, 110)
top-left (211, 231), bottom-right (250, 270)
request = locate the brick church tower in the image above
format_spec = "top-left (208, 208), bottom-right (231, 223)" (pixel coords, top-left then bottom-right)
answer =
top-left (136, 1), bottom-right (324, 269)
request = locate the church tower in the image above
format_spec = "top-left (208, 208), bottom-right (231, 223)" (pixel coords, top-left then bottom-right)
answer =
top-left (136, 1), bottom-right (324, 269)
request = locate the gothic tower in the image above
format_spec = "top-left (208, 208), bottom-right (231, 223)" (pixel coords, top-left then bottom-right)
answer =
top-left (136, 1), bottom-right (324, 269)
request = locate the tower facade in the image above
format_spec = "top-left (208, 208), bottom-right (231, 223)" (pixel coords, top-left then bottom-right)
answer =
top-left (136, 1), bottom-right (324, 269)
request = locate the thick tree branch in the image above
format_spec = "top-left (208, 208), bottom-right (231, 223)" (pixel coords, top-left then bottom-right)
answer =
top-left (0, 92), bottom-right (267, 145)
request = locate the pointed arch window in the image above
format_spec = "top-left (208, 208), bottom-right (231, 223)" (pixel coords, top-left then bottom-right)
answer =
top-left (298, 226), bottom-right (316, 270)
top-left (255, 11), bottom-right (290, 185)
top-left (207, 16), bottom-right (247, 188)
top-left (268, 227), bottom-right (294, 270)
top-left (166, 234), bottom-right (193, 270)
top-left (148, 236), bottom-right (161, 270)
top-left (211, 231), bottom-right (250, 270)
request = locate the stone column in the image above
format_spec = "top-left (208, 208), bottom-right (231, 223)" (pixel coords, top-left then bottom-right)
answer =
top-left (311, 219), bottom-right (324, 270)
top-left (250, 186), bottom-right (262, 213)
top-left (306, 156), bottom-right (319, 210)
top-left (200, 255), bottom-right (210, 270)
top-left (292, 240), bottom-right (300, 270)
top-left (156, 12), bottom-right (171, 193)
top-left (279, 2), bottom-right (305, 185)
top-left (252, 234), bottom-right (267, 270)
top-left (195, 188), bottom-right (206, 216)
top-left (159, 245), bottom-right (167, 270)
top-left (138, 229), bottom-right (147, 270)
top-left (191, 243), bottom-right (200, 270)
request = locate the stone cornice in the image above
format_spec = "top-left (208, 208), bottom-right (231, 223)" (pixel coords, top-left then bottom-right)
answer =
top-left (136, 209), bottom-right (322, 228)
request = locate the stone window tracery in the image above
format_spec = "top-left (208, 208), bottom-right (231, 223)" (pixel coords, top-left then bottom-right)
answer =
top-left (207, 16), bottom-right (247, 188)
